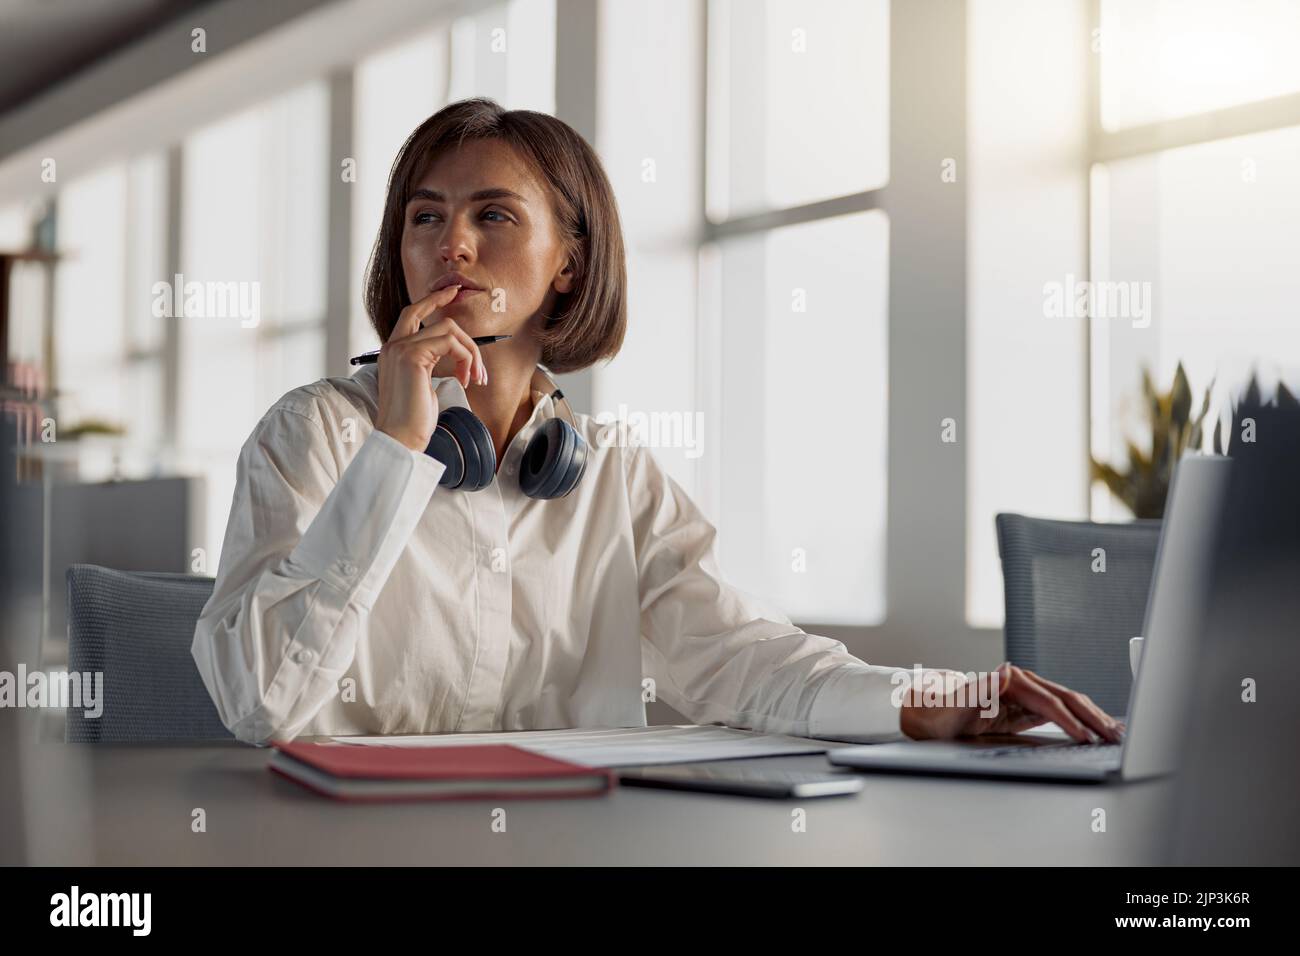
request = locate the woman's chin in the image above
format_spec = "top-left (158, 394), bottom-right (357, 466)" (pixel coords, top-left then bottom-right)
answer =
top-left (440, 298), bottom-right (496, 326)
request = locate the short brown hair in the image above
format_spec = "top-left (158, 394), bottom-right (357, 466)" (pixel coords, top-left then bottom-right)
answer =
top-left (363, 97), bottom-right (626, 374)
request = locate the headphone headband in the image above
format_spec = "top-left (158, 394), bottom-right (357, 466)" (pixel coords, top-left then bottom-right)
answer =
top-left (533, 364), bottom-right (580, 434)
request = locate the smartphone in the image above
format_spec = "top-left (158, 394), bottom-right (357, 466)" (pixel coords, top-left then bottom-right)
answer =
top-left (617, 761), bottom-right (864, 799)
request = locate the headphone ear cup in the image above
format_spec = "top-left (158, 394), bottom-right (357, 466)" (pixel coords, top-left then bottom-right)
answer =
top-left (519, 417), bottom-right (588, 499)
top-left (425, 405), bottom-right (496, 491)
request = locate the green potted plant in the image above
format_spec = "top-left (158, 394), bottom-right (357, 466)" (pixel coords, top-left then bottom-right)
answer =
top-left (1090, 363), bottom-right (1212, 519)
top-left (1092, 364), bottom-right (1297, 518)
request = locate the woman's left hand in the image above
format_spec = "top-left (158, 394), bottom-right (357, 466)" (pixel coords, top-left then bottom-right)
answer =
top-left (899, 663), bottom-right (1125, 744)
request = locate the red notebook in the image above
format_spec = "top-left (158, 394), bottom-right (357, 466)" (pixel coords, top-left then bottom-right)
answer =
top-left (269, 740), bottom-right (616, 802)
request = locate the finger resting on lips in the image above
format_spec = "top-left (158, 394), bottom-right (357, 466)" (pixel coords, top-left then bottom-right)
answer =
top-left (401, 285), bottom-right (461, 336)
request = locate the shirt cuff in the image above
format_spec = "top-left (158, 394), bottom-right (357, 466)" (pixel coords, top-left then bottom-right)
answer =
top-left (808, 663), bottom-right (913, 743)
top-left (289, 428), bottom-right (446, 611)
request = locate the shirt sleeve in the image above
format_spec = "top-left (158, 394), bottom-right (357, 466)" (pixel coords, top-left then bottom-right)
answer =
top-left (625, 442), bottom-right (912, 743)
top-left (190, 404), bottom-right (445, 744)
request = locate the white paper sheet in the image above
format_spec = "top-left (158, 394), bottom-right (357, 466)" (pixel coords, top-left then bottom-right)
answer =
top-left (1020, 722), bottom-right (1070, 739)
top-left (327, 724), bottom-right (830, 768)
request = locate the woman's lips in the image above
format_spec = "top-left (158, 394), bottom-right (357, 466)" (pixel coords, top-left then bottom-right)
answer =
top-left (448, 288), bottom-right (481, 304)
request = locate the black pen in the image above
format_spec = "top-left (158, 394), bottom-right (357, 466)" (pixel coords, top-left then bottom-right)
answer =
top-left (349, 335), bottom-right (512, 366)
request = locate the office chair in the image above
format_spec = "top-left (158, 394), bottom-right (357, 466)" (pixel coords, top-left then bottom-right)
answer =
top-left (65, 564), bottom-right (232, 742)
top-left (995, 514), bottom-right (1162, 718)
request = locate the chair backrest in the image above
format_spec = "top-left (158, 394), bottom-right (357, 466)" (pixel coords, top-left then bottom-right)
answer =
top-left (995, 514), bottom-right (1162, 717)
top-left (65, 564), bottom-right (232, 742)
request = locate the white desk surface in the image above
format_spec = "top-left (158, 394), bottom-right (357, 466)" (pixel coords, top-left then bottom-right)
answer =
top-left (15, 737), bottom-right (1172, 865)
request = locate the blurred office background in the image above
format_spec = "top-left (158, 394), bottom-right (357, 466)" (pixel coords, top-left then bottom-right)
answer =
top-left (2, 0), bottom-right (1299, 698)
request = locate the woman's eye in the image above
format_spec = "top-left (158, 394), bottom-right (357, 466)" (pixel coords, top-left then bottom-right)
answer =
top-left (411, 209), bottom-right (508, 225)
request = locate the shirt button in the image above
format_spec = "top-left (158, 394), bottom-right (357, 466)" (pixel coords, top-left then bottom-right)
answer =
top-left (293, 648), bottom-right (315, 664)
top-left (505, 464), bottom-right (516, 476)
top-left (337, 559), bottom-right (357, 578)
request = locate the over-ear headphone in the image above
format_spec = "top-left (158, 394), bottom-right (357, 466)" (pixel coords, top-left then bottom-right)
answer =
top-left (424, 365), bottom-right (588, 499)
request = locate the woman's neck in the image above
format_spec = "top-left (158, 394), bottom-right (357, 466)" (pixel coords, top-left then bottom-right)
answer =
top-left (465, 356), bottom-right (540, 471)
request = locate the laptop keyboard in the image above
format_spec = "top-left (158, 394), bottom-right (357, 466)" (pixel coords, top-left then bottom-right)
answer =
top-left (970, 741), bottom-right (1122, 763)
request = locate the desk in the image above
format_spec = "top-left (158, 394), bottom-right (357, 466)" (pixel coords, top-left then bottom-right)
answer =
top-left (20, 740), bottom-right (1173, 865)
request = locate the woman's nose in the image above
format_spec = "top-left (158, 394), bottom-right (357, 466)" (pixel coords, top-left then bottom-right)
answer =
top-left (438, 213), bottom-right (475, 263)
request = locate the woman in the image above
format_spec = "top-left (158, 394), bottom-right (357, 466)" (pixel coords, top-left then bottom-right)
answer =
top-left (191, 98), bottom-right (1122, 747)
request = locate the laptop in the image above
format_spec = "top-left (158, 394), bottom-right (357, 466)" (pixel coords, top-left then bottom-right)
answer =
top-left (827, 454), bottom-right (1231, 783)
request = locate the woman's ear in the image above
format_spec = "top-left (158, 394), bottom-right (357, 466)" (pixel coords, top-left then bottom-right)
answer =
top-left (553, 258), bottom-right (577, 295)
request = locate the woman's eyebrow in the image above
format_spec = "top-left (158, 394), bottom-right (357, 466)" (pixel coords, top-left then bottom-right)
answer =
top-left (406, 187), bottom-right (528, 204)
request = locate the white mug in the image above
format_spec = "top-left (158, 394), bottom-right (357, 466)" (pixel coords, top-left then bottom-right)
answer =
top-left (1129, 636), bottom-right (1145, 677)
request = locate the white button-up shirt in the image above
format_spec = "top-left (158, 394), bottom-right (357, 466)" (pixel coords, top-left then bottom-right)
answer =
top-left (191, 363), bottom-right (911, 745)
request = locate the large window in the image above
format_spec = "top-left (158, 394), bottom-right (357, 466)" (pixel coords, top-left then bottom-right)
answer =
top-left (702, 0), bottom-right (890, 625)
top-left (1090, 0), bottom-right (1300, 520)
top-left (968, 0), bottom-right (1300, 626)
top-left (53, 156), bottom-right (168, 478)
top-left (54, 167), bottom-right (128, 435)
top-left (179, 81), bottom-right (329, 567)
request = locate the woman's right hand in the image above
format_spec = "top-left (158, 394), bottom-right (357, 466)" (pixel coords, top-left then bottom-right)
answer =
top-left (374, 284), bottom-right (487, 453)
top-left (899, 663), bottom-right (1124, 744)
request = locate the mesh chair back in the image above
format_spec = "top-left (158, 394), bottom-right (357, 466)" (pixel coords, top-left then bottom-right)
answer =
top-left (995, 514), bottom-right (1161, 717)
top-left (65, 564), bottom-right (230, 742)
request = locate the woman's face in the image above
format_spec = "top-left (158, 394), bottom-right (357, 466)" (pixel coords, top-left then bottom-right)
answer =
top-left (400, 137), bottom-right (574, 344)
